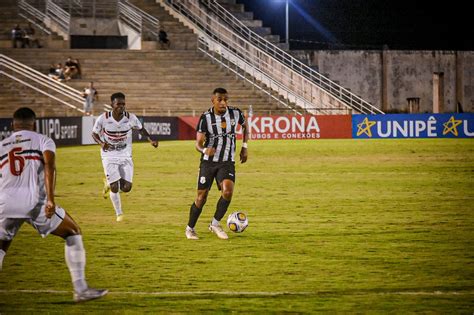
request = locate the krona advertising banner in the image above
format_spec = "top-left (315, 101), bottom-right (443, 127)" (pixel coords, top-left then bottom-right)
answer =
top-left (352, 113), bottom-right (474, 139)
top-left (247, 115), bottom-right (352, 139)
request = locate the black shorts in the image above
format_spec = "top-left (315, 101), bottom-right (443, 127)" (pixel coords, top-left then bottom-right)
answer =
top-left (197, 160), bottom-right (235, 190)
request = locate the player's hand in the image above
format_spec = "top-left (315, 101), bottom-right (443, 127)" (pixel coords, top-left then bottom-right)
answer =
top-left (204, 147), bottom-right (216, 156)
top-left (45, 200), bottom-right (56, 219)
top-left (150, 139), bottom-right (158, 148)
top-left (240, 148), bottom-right (248, 163)
top-left (101, 142), bottom-right (111, 151)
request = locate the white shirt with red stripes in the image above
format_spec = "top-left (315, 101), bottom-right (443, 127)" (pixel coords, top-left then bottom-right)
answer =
top-left (92, 111), bottom-right (142, 159)
top-left (0, 130), bottom-right (56, 218)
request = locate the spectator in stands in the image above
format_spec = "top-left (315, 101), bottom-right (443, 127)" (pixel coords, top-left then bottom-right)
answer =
top-left (158, 28), bottom-right (171, 49)
top-left (81, 82), bottom-right (99, 116)
top-left (64, 57), bottom-right (81, 81)
top-left (23, 22), bottom-right (42, 48)
top-left (54, 63), bottom-right (66, 82)
top-left (48, 63), bottom-right (57, 79)
top-left (11, 24), bottom-right (24, 48)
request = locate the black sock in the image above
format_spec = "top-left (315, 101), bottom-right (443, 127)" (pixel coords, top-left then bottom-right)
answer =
top-left (214, 196), bottom-right (231, 221)
top-left (187, 203), bottom-right (202, 228)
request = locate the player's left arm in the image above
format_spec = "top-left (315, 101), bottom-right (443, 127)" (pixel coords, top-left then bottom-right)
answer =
top-left (43, 150), bottom-right (56, 218)
top-left (139, 127), bottom-right (158, 148)
top-left (240, 121), bottom-right (249, 164)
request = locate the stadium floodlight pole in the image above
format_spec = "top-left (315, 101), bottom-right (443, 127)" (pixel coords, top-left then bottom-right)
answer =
top-left (285, 0), bottom-right (289, 46)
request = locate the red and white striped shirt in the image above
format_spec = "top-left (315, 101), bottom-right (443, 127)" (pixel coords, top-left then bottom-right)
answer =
top-left (0, 130), bottom-right (55, 218)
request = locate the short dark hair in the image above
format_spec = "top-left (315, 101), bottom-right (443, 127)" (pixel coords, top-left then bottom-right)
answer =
top-left (111, 92), bottom-right (125, 102)
top-left (213, 87), bottom-right (227, 95)
top-left (13, 107), bottom-right (36, 121)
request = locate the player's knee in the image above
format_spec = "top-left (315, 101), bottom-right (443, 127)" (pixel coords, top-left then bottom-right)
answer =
top-left (196, 195), bottom-right (208, 207)
top-left (121, 182), bottom-right (132, 192)
top-left (110, 182), bottom-right (119, 193)
top-left (222, 189), bottom-right (233, 201)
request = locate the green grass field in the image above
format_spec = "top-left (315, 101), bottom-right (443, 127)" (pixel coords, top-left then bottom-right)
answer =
top-left (0, 139), bottom-right (473, 313)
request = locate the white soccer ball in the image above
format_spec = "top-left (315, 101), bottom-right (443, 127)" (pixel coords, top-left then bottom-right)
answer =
top-left (227, 211), bottom-right (248, 233)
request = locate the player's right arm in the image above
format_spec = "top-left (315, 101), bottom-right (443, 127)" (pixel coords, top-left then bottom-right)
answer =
top-left (43, 150), bottom-right (56, 219)
top-left (91, 132), bottom-right (111, 151)
top-left (195, 114), bottom-right (215, 156)
top-left (91, 115), bottom-right (111, 151)
top-left (196, 132), bottom-right (215, 156)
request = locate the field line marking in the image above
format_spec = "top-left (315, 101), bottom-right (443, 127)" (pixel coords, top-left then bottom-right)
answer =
top-left (1, 289), bottom-right (473, 296)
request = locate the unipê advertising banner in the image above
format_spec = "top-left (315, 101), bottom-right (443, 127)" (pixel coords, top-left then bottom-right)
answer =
top-left (353, 113), bottom-right (474, 139)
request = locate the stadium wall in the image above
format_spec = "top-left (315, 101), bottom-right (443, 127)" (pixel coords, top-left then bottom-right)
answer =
top-left (291, 50), bottom-right (473, 113)
top-left (1, 114), bottom-right (472, 146)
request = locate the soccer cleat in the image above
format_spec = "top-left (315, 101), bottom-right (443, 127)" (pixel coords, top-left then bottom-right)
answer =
top-left (102, 178), bottom-right (110, 199)
top-left (209, 224), bottom-right (228, 240)
top-left (73, 287), bottom-right (108, 303)
top-left (185, 228), bottom-right (199, 240)
top-left (116, 214), bottom-right (124, 222)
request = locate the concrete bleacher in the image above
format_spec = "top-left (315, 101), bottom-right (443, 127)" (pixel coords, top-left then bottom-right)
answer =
top-left (0, 0), bottom-right (294, 118)
top-left (0, 48), bottom-right (289, 117)
top-left (0, 0), bottom-right (66, 49)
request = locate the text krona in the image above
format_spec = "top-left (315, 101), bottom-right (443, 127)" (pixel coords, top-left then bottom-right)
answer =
top-left (238, 116), bottom-right (320, 133)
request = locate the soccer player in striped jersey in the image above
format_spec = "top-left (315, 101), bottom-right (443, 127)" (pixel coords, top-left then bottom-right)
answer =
top-left (92, 92), bottom-right (158, 222)
top-left (185, 88), bottom-right (249, 240)
top-left (0, 107), bottom-right (107, 302)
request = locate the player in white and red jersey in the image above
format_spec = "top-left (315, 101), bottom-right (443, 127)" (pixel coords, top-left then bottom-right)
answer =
top-left (92, 92), bottom-right (158, 221)
top-left (0, 107), bottom-right (107, 302)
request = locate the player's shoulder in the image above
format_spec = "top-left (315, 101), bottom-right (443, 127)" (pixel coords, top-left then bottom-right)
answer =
top-left (124, 111), bottom-right (137, 119)
top-left (98, 111), bottom-right (111, 120)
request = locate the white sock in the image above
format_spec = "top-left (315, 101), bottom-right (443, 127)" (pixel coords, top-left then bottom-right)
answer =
top-left (109, 191), bottom-right (123, 216)
top-left (65, 235), bottom-right (88, 293)
top-left (186, 225), bottom-right (194, 231)
top-left (211, 218), bottom-right (219, 226)
top-left (0, 249), bottom-right (6, 271)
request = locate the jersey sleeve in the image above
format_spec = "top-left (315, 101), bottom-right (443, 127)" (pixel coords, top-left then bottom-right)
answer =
top-left (130, 114), bottom-right (143, 130)
top-left (41, 135), bottom-right (56, 153)
top-left (92, 114), bottom-right (104, 134)
top-left (196, 114), bottom-right (207, 133)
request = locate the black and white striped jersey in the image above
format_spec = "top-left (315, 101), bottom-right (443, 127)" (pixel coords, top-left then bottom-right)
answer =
top-left (196, 106), bottom-right (246, 162)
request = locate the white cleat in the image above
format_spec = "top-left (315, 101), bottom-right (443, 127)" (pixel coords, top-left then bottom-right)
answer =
top-left (185, 228), bottom-right (199, 240)
top-left (73, 287), bottom-right (108, 303)
top-left (209, 224), bottom-right (228, 240)
top-left (116, 214), bottom-right (124, 222)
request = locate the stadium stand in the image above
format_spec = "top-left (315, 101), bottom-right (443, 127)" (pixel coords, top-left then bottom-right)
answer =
top-left (0, 0), bottom-right (304, 117)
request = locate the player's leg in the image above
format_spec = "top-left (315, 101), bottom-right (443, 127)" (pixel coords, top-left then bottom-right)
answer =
top-left (186, 188), bottom-right (208, 240)
top-left (213, 162), bottom-right (236, 223)
top-left (103, 158), bottom-right (124, 220)
top-left (213, 179), bottom-right (234, 223)
top-left (48, 207), bottom-right (108, 302)
top-left (0, 218), bottom-right (25, 270)
top-left (208, 163), bottom-right (236, 239)
top-left (118, 158), bottom-right (133, 193)
top-left (186, 162), bottom-right (215, 239)
top-left (119, 179), bottom-right (132, 192)
top-left (109, 179), bottom-right (123, 220)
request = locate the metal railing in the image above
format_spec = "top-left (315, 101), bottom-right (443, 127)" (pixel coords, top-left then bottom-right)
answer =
top-left (0, 54), bottom-right (111, 114)
top-left (161, 0), bottom-right (344, 114)
top-left (119, 0), bottom-right (161, 41)
top-left (18, 0), bottom-right (52, 35)
top-left (46, 0), bottom-right (70, 35)
top-left (166, 0), bottom-right (383, 114)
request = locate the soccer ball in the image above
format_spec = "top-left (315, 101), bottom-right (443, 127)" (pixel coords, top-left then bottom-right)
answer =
top-left (227, 211), bottom-right (249, 233)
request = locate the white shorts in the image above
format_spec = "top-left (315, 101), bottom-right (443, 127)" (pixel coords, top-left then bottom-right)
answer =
top-left (0, 205), bottom-right (66, 241)
top-left (102, 157), bottom-right (134, 184)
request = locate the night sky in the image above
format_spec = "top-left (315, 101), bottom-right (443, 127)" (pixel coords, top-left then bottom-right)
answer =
top-left (235, 0), bottom-right (473, 50)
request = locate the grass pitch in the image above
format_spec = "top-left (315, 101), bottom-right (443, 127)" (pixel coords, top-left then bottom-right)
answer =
top-left (0, 139), bottom-right (473, 313)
